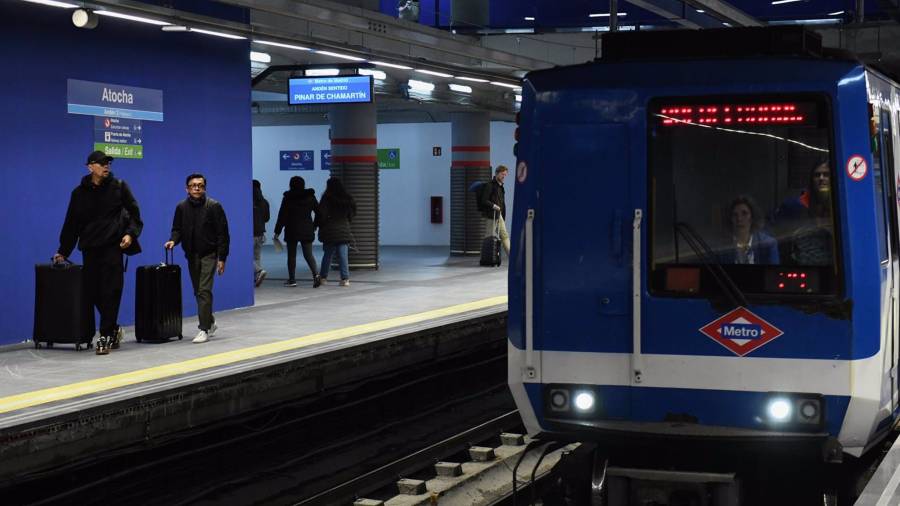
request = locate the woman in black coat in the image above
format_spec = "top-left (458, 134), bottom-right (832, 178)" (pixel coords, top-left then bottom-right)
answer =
top-left (316, 177), bottom-right (356, 286)
top-left (273, 176), bottom-right (320, 287)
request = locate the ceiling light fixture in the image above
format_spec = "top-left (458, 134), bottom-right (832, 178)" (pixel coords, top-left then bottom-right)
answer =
top-left (828, 10), bottom-right (844, 16)
top-left (449, 84), bottom-right (472, 94)
top-left (416, 69), bottom-right (454, 78)
top-left (358, 69), bottom-right (387, 80)
top-left (457, 76), bottom-right (490, 83)
top-left (524, 16), bottom-right (535, 21)
top-left (253, 40), bottom-right (311, 51)
top-left (771, 0), bottom-right (802, 5)
top-left (306, 68), bottom-right (340, 76)
top-left (161, 25), bottom-right (189, 32)
top-left (22, 0), bottom-right (77, 7)
top-left (191, 28), bottom-right (246, 40)
top-left (95, 10), bottom-right (171, 26)
top-left (490, 81), bottom-right (521, 89)
top-left (589, 12), bottom-right (627, 17)
top-left (250, 51), bottom-right (271, 63)
top-left (371, 61), bottom-right (413, 70)
top-left (72, 8), bottom-right (99, 29)
top-left (316, 50), bottom-right (366, 61)
top-left (408, 79), bottom-right (435, 92)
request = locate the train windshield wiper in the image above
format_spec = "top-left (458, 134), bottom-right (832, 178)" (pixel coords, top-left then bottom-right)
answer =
top-left (674, 222), bottom-right (748, 309)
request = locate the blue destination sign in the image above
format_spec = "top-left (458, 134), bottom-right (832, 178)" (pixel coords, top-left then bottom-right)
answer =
top-left (93, 117), bottom-right (142, 145)
top-left (321, 150), bottom-right (331, 171)
top-left (288, 76), bottom-right (372, 105)
top-left (68, 79), bottom-right (164, 121)
top-left (280, 150), bottom-right (314, 171)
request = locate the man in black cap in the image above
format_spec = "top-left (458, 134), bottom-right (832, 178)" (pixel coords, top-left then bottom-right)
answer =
top-left (54, 150), bottom-right (143, 355)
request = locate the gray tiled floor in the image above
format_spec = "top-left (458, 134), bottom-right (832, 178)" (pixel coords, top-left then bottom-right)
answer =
top-left (0, 247), bottom-right (507, 405)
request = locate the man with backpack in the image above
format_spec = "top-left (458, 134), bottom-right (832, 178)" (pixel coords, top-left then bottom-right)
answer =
top-left (478, 165), bottom-right (511, 255)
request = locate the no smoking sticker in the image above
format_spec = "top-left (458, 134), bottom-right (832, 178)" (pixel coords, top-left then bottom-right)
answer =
top-left (846, 154), bottom-right (868, 181)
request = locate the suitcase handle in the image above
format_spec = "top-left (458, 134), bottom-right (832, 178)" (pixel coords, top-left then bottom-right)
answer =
top-left (164, 248), bottom-right (173, 266)
top-left (50, 258), bottom-right (73, 269)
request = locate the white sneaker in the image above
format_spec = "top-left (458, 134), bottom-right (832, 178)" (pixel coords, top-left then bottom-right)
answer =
top-left (208, 323), bottom-right (217, 337)
top-left (193, 330), bottom-right (209, 344)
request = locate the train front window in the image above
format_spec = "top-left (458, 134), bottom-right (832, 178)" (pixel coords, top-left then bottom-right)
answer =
top-left (648, 96), bottom-right (839, 299)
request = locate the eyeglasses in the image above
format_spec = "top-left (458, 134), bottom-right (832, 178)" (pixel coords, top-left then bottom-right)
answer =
top-left (188, 183), bottom-right (206, 189)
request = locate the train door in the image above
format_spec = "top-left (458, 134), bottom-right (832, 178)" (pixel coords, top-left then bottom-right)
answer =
top-left (537, 123), bottom-right (632, 357)
top-left (873, 105), bottom-right (899, 411)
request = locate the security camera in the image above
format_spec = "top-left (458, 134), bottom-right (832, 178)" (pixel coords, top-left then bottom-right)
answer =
top-left (72, 9), bottom-right (99, 29)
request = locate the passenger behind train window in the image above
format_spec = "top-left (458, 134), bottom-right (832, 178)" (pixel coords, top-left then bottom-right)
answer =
top-left (718, 196), bottom-right (779, 265)
top-left (773, 160), bottom-right (834, 266)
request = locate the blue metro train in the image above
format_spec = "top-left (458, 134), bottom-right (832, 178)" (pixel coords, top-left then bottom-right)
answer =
top-left (507, 27), bottom-right (900, 498)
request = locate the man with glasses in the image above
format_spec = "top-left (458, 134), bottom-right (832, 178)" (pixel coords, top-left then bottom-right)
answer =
top-left (165, 174), bottom-right (230, 343)
top-left (54, 150), bottom-right (143, 355)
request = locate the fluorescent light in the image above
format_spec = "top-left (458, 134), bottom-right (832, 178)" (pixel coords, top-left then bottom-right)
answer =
top-left (371, 61), bottom-right (413, 70)
top-left (723, 22), bottom-right (732, 27)
top-left (524, 16), bottom-right (535, 21)
top-left (503, 28), bottom-right (535, 34)
top-left (306, 68), bottom-right (340, 76)
top-left (192, 28), bottom-right (246, 40)
top-left (449, 84), bottom-right (472, 94)
top-left (358, 69), bottom-right (387, 80)
top-left (828, 10), bottom-right (844, 16)
top-left (771, 0), bottom-right (802, 4)
top-left (253, 40), bottom-right (311, 51)
top-left (408, 79), bottom-right (435, 92)
top-left (22, 0), bottom-right (77, 7)
top-left (589, 12), bottom-right (627, 17)
top-left (161, 25), bottom-right (189, 32)
top-left (457, 76), bottom-right (489, 83)
top-left (95, 10), bottom-right (171, 26)
top-left (316, 50), bottom-right (365, 61)
top-left (490, 81), bottom-right (521, 89)
top-left (416, 69), bottom-right (454, 78)
top-left (515, 94), bottom-right (522, 102)
top-left (696, 9), bottom-right (705, 13)
top-left (250, 51), bottom-right (271, 63)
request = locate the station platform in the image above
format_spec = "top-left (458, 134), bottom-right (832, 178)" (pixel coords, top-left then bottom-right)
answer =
top-left (0, 246), bottom-right (508, 484)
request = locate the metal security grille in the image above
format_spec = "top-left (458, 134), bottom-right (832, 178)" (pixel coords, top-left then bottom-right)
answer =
top-left (451, 167), bottom-right (491, 255)
top-left (330, 162), bottom-right (379, 269)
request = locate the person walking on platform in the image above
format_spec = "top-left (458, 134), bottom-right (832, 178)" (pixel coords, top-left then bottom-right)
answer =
top-left (316, 177), bottom-right (356, 287)
top-left (54, 150), bottom-right (143, 355)
top-left (252, 180), bottom-right (270, 287)
top-left (479, 165), bottom-right (511, 255)
top-left (165, 173), bottom-right (230, 344)
top-left (273, 176), bottom-right (320, 288)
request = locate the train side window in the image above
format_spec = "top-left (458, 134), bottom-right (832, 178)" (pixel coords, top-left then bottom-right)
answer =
top-left (873, 111), bottom-right (892, 263)
top-left (881, 110), bottom-right (898, 260)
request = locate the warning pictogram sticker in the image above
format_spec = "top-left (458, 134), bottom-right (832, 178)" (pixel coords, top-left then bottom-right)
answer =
top-left (699, 307), bottom-right (784, 357)
top-left (846, 154), bottom-right (868, 181)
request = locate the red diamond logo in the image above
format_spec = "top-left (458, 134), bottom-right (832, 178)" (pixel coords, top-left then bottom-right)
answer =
top-left (699, 307), bottom-right (784, 357)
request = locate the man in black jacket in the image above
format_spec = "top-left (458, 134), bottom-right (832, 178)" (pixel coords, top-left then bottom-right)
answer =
top-left (479, 165), bottom-right (511, 255)
top-left (252, 180), bottom-right (269, 287)
top-left (165, 173), bottom-right (230, 344)
top-left (54, 150), bottom-right (143, 355)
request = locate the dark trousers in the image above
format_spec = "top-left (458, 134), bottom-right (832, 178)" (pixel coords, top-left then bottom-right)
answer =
top-left (286, 240), bottom-right (318, 281)
top-left (187, 252), bottom-right (217, 331)
top-left (82, 244), bottom-right (124, 337)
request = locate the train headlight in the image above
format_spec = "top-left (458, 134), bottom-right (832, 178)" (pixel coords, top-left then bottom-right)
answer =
top-left (767, 398), bottom-right (792, 422)
top-left (549, 389), bottom-right (570, 412)
top-left (574, 392), bottom-right (595, 412)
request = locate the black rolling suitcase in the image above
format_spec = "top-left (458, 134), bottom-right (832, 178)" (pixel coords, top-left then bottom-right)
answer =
top-left (480, 211), bottom-right (502, 267)
top-left (33, 261), bottom-right (95, 350)
top-left (135, 249), bottom-right (183, 342)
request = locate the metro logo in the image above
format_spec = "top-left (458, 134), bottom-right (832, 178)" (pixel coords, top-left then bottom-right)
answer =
top-left (699, 307), bottom-right (783, 356)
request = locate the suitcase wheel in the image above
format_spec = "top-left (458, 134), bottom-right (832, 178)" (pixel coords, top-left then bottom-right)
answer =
top-left (75, 343), bottom-right (81, 351)
top-left (34, 341), bottom-right (41, 349)
top-left (136, 336), bottom-right (142, 343)
top-left (178, 335), bottom-right (183, 340)
top-left (47, 342), bottom-right (54, 348)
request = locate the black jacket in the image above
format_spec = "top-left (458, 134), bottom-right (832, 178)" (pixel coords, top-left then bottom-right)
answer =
top-left (274, 188), bottom-right (318, 243)
top-left (316, 192), bottom-right (356, 244)
top-left (252, 187), bottom-right (270, 236)
top-left (480, 178), bottom-right (506, 219)
top-left (169, 196), bottom-right (230, 261)
top-left (58, 173), bottom-right (142, 257)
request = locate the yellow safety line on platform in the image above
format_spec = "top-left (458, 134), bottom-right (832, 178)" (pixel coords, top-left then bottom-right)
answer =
top-left (0, 295), bottom-right (508, 416)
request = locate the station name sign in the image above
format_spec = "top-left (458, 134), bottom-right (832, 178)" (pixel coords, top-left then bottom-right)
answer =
top-left (288, 76), bottom-right (373, 105)
top-left (67, 79), bottom-right (164, 121)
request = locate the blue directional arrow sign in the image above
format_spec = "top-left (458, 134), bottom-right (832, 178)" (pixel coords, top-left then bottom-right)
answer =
top-left (280, 150), bottom-right (314, 170)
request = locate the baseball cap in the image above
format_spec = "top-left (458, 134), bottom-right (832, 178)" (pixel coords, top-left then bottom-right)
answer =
top-left (86, 150), bottom-right (114, 165)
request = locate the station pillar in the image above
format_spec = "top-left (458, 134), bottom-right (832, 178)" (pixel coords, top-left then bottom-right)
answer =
top-left (450, 111), bottom-right (491, 256)
top-left (329, 102), bottom-right (379, 269)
